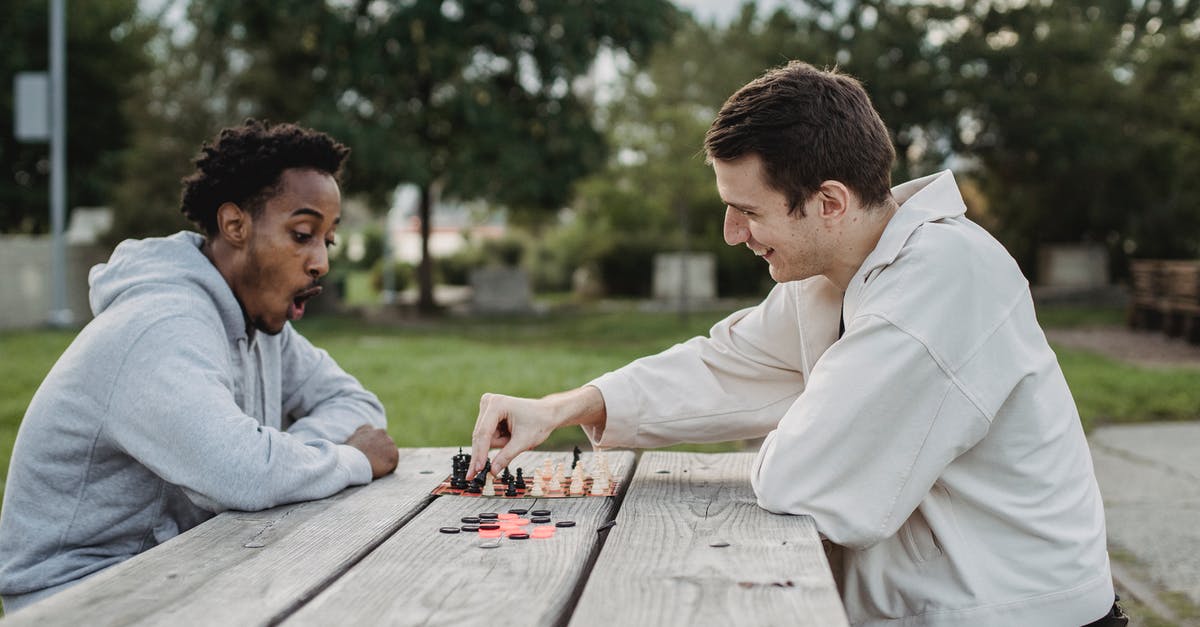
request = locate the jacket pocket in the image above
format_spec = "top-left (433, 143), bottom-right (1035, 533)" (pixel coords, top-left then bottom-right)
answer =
top-left (900, 507), bottom-right (944, 564)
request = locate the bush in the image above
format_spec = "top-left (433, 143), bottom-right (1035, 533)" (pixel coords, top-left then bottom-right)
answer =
top-left (369, 259), bottom-right (414, 293)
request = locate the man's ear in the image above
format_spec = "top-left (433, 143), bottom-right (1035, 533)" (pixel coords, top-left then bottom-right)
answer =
top-left (214, 202), bottom-right (251, 248)
top-left (815, 180), bottom-right (852, 220)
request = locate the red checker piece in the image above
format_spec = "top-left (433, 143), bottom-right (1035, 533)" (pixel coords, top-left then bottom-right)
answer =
top-left (478, 529), bottom-right (502, 539)
top-left (497, 513), bottom-right (518, 520)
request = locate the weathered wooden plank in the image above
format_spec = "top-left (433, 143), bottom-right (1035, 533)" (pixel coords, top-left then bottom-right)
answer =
top-left (281, 450), bottom-right (636, 627)
top-left (3, 447), bottom-right (455, 627)
top-left (569, 451), bottom-right (848, 627)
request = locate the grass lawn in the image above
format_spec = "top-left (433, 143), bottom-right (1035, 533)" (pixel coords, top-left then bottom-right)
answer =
top-left (2, 303), bottom-right (1199, 504)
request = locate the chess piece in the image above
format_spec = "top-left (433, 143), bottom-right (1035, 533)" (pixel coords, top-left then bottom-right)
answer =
top-left (500, 466), bottom-right (513, 485)
top-left (482, 473), bottom-right (496, 497)
top-left (505, 478), bottom-right (518, 497)
top-left (514, 468), bottom-right (527, 489)
top-left (450, 447), bottom-right (471, 490)
top-left (529, 475), bottom-right (544, 497)
top-left (569, 464), bottom-right (585, 495)
top-left (571, 445), bottom-right (582, 469)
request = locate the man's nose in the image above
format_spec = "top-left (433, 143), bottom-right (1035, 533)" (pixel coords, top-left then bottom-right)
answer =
top-left (308, 245), bottom-right (329, 279)
top-left (724, 207), bottom-right (748, 246)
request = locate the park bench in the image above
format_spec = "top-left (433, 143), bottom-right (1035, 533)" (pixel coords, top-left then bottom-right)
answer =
top-left (1127, 259), bottom-right (1200, 344)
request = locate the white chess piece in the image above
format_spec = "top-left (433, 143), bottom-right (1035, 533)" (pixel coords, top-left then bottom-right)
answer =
top-left (482, 473), bottom-right (496, 496)
top-left (529, 475), bottom-right (544, 497)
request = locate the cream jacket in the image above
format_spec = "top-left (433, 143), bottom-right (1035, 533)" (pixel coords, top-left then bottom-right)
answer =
top-left (588, 171), bottom-right (1114, 626)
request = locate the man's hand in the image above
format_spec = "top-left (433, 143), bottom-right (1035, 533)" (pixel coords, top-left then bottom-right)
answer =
top-left (469, 387), bottom-right (606, 477)
top-left (345, 424), bottom-right (399, 478)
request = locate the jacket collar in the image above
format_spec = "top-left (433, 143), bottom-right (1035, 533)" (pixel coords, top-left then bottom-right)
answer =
top-left (839, 170), bottom-right (966, 318)
top-left (854, 170), bottom-right (965, 285)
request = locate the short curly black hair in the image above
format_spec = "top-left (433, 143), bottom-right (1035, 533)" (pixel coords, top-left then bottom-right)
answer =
top-left (180, 119), bottom-right (350, 235)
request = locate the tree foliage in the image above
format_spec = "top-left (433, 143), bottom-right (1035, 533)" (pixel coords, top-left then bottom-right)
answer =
top-left (152, 0), bottom-right (677, 312)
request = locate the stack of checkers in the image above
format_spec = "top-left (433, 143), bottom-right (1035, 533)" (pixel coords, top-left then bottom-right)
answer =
top-left (438, 508), bottom-right (577, 545)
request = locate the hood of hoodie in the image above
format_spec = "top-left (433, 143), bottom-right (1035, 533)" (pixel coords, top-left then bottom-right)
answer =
top-left (89, 231), bottom-right (250, 340)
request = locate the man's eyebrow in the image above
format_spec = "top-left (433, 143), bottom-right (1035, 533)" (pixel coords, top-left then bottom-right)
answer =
top-left (724, 200), bottom-right (758, 213)
top-left (290, 207), bottom-right (340, 224)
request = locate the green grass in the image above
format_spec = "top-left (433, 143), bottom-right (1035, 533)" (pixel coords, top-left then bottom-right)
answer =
top-left (1035, 303), bottom-right (1127, 328)
top-left (295, 309), bottom-right (728, 449)
top-left (2, 303), bottom-right (1198, 503)
top-left (1057, 347), bottom-right (1200, 431)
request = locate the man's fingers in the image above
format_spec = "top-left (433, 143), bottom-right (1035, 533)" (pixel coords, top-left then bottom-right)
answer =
top-left (491, 441), bottom-right (525, 474)
top-left (469, 394), bottom-right (503, 476)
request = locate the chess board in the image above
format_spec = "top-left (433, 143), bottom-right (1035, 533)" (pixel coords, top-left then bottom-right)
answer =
top-left (431, 475), bottom-right (620, 498)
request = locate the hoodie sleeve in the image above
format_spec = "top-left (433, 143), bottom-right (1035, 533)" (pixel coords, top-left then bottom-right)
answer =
top-left (102, 315), bottom-right (373, 513)
top-left (277, 324), bottom-right (387, 444)
top-left (585, 282), bottom-right (810, 448)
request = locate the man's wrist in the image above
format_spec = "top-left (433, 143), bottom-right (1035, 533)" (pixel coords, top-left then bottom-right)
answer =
top-left (548, 386), bottom-right (606, 429)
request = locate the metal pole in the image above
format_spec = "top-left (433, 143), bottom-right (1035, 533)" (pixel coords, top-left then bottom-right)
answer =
top-left (48, 0), bottom-right (72, 327)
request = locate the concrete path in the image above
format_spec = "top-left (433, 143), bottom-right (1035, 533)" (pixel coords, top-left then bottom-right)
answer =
top-left (1091, 422), bottom-right (1200, 624)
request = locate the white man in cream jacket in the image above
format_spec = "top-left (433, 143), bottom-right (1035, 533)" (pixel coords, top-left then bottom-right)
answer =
top-left (469, 62), bottom-right (1124, 627)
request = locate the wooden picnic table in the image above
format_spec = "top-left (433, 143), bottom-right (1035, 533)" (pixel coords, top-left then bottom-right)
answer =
top-left (4, 449), bottom-right (847, 626)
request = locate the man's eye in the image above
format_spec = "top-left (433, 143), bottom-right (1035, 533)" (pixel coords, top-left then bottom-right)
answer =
top-left (293, 232), bottom-right (313, 243)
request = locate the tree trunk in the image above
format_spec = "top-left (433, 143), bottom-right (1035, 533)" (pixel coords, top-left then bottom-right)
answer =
top-left (417, 182), bottom-right (436, 314)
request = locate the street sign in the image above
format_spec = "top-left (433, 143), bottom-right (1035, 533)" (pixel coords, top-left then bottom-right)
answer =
top-left (14, 71), bottom-right (50, 142)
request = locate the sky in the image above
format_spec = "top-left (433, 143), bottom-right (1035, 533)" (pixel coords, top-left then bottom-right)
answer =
top-left (673, 0), bottom-right (787, 24)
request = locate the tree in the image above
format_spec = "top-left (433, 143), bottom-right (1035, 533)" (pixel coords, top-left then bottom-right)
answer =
top-left (339, 0), bottom-right (679, 313)
top-left (941, 1), bottom-right (1200, 274)
top-left (0, 0), bottom-right (155, 234)
top-left (173, 0), bottom-right (677, 313)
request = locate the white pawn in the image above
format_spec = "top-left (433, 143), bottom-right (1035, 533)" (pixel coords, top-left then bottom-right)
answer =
top-left (541, 459), bottom-right (554, 482)
top-left (482, 473), bottom-right (496, 496)
top-left (529, 475), bottom-right (544, 497)
top-left (569, 464), bottom-right (585, 495)
top-left (590, 474), bottom-right (609, 496)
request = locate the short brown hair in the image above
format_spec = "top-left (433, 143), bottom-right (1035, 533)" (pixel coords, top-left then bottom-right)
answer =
top-left (704, 61), bottom-right (895, 214)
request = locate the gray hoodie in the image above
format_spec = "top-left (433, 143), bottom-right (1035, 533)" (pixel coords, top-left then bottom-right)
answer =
top-left (0, 231), bottom-right (383, 607)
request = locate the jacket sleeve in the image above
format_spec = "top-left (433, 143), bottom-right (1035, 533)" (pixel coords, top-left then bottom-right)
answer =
top-left (102, 316), bottom-right (373, 513)
top-left (277, 324), bottom-right (387, 443)
top-left (751, 314), bottom-right (990, 549)
top-left (585, 283), bottom-right (811, 448)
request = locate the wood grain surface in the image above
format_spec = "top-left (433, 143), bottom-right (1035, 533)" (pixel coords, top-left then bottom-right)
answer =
top-left (4, 447), bottom-right (453, 627)
top-left (281, 450), bottom-right (635, 627)
top-left (568, 451), bottom-right (848, 627)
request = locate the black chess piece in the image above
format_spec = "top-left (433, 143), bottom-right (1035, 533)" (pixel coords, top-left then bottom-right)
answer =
top-left (514, 468), bottom-right (526, 489)
top-left (500, 466), bottom-right (513, 485)
top-left (572, 445), bottom-right (582, 469)
top-left (450, 447), bottom-right (471, 490)
top-left (504, 480), bottom-right (518, 497)
top-left (469, 458), bottom-right (491, 490)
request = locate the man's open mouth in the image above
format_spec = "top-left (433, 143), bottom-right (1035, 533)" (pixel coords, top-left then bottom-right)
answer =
top-left (287, 285), bottom-right (323, 321)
